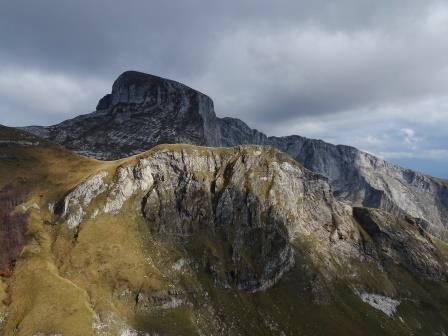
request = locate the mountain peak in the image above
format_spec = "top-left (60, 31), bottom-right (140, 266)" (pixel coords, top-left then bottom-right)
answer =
top-left (113, 70), bottom-right (166, 87)
top-left (95, 70), bottom-right (214, 113)
top-left (97, 71), bottom-right (162, 110)
top-left (111, 71), bottom-right (170, 98)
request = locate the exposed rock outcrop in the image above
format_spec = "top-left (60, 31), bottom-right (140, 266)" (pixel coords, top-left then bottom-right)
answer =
top-left (59, 171), bottom-right (108, 230)
top-left (359, 293), bottom-right (400, 317)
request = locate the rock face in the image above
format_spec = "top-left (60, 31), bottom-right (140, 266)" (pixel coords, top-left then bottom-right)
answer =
top-left (353, 207), bottom-right (447, 282)
top-left (58, 145), bottom-right (346, 292)
top-left (270, 136), bottom-right (448, 241)
top-left (24, 71), bottom-right (448, 242)
top-left (58, 145), bottom-right (447, 291)
top-left (59, 171), bottom-right (108, 230)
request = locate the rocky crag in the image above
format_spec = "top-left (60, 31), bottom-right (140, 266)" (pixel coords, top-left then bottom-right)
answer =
top-left (1, 127), bottom-right (447, 335)
top-left (24, 71), bottom-right (448, 243)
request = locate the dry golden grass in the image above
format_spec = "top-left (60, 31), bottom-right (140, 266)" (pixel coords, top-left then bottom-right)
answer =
top-left (3, 209), bottom-right (96, 336)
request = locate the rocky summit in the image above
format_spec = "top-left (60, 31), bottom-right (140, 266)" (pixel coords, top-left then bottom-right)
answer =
top-left (25, 71), bottom-right (222, 159)
top-left (1, 126), bottom-right (448, 335)
top-left (25, 71), bottom-right (448, 243)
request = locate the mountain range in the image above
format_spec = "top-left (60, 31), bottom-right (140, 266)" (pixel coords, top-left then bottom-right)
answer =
top-left (0, 71), bottom-right (447, 335)
top-left (24, 71), bottom-right (448, 242)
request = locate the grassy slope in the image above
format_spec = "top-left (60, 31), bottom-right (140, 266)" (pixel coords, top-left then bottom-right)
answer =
top-left (0, 125), bottom-right (448, 335)
top-left (0, 126), bottom-right (108, 335)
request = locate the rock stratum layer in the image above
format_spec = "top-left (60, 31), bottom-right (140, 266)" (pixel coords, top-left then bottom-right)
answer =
top-left (1, 126), bottom-right (448, 335)
top-left (24, 71), bottom-right (448, 243)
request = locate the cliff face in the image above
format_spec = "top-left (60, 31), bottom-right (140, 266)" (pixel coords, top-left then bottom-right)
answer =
top-left (23, 71), bottom-right (448, 243)
top-left (270, 136), bottom-right (448, 241)
top-left (1, 127), bottom-right (448, 335)
top-left (58, 144), bottom-right (447, 287)
top-left (59, 145), bottom-right (346, 293)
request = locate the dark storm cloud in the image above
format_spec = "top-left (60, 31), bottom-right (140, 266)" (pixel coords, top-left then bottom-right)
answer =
top-left (0, 1), bottom-right (435, 78)
top-left (0, 0), bottom-right (447, 176)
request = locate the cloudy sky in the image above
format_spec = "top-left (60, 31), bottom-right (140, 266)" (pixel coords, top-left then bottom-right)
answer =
top-left (0, 1), bottom-right (447, 177)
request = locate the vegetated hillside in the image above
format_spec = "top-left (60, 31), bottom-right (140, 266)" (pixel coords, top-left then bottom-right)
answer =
top-left (23, 71), bottom-right (448, 243)
top-left (1, 125), bottom-right (448, 336)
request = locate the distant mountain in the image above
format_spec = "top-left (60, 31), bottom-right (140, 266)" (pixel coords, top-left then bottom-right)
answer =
top-left (24, 71), bottom-right (448, 241)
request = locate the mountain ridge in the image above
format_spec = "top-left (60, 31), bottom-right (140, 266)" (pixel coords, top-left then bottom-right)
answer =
top-left (22, 70), bottom-right (448, 242)
top-left (1, 125), bottom-right (448, 335)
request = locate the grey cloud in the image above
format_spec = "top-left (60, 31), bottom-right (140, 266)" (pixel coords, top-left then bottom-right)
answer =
top-left (200, 23), bottom-right (448, 126)
top-left (0, 1), bottom-right (436, 77)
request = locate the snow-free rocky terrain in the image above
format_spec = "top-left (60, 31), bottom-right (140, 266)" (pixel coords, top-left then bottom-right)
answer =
top-left (25, 71), bottom-right (448, 243)
top-left (0, 71), bottom-right (446, 335)
top-left (1, 125), bottom-right (448, 335)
